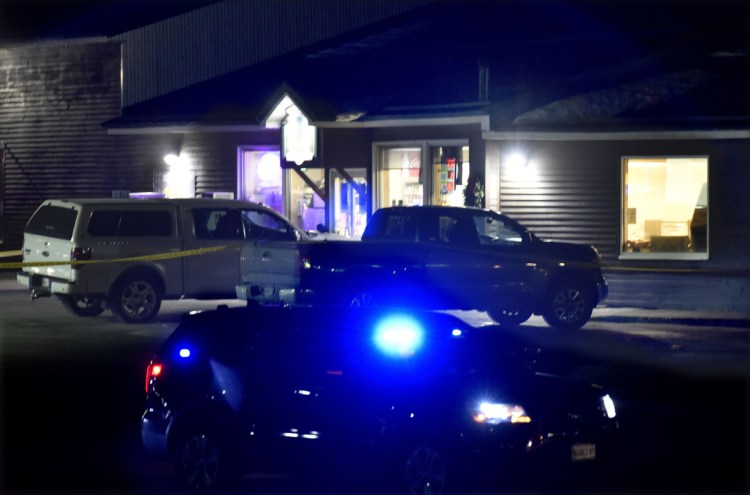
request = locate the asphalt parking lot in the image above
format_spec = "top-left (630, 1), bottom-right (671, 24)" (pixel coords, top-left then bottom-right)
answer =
top-left (1, 271), bottom-right (748, 494)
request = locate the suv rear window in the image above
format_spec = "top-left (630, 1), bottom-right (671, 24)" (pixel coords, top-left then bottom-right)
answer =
top-left (25, 205), bottom-right (78, 240)
top-left (87, 210), bottom-right (173, 237)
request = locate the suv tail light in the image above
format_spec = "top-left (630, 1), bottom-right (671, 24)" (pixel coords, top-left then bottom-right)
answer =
top-left (145, 360), bottom-right (163, 393)
top-left (70, 247), bottom-right (92, 270)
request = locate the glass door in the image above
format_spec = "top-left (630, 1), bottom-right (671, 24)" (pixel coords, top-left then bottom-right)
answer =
top-left (330, 169), bottom-right (368, 238)
top-left (286, 167), bottom-right (326, 233)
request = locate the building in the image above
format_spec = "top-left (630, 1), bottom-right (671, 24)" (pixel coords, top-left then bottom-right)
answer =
top-left (3, 0), bottom-right (749, 313)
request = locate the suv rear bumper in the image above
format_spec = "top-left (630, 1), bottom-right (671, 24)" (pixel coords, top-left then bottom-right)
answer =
top-left (16, 272), bottom-right (75, 296)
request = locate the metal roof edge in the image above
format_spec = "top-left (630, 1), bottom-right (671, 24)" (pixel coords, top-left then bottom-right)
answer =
top-left (107, 124), bottom-right (269, 135)
top-left (317, 115), bottom-right (490, 131)
top-left (483, 129), bottom-right (750, 141)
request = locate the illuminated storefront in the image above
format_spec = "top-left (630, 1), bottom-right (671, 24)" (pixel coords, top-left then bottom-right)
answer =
top-left (375, 143), bottom-right (469, 210)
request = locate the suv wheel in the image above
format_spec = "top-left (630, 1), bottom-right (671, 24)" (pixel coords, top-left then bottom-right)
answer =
top-left (175, 429), bottom-right (239, 491)
top-left (542, 282), bottom-right (593, 330)
top-left (109, 275), bottom-right (161, 323)
top-left (403, 445), bottom-right (447, 495)
top-left (58, 295), bottom-right (105, 317)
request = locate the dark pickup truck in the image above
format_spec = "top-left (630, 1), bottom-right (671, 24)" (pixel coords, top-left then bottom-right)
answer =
top-left (236, 206), bottom-right (608, 330)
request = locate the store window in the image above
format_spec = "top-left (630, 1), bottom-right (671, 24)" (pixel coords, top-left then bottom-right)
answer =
top-left (622, 157), bottom-right (708, 259)
top-left (238, 148), bottom-right (283, 214)
top-left (378, 147), bottom-right (423, 207)
top-left (376, 143), bottom-right (469, 209)
top-left (431, 146), bottom-right (468, 206)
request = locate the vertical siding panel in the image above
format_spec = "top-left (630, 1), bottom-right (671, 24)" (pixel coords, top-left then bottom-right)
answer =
top-left (113, 0), bottom-right (435, 105)
top-left (0, 41), bottom-right (125, 249)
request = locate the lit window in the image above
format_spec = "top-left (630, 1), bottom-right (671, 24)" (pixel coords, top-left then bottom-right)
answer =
top-left (622, 157), bottom-right (708, 259)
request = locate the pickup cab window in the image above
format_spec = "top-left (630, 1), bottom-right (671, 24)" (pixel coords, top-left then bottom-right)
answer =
top-left (193, 208), bottom-right (297, 241)
top-left (242, 210), bottom-right (297, 241)
top-left (473, 214), bottom-right (525, 246)
top-left (193, 209), bottom-right (243, 240)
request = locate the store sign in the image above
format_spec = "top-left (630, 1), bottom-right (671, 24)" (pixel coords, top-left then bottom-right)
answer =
top-left (282, 105), bottom-right (316, 165)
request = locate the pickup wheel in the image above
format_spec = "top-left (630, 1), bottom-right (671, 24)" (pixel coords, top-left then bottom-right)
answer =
top-left (109, 275), bottom-right (162, 323)
top-left (542, 282), bottom-right (593, 330)
top-left (58, 295), bottom-right (105, 317)
top-left (487, 308), bottom-right (531, 327)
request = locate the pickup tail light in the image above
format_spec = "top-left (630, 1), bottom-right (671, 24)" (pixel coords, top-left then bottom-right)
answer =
top-left (145, 361), bottom-right (163, 393)
top-left (70, 247), bottom-right (92, 270)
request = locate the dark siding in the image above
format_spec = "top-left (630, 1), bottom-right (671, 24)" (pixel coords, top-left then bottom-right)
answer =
top-left (0, 41), bottom-right (124, 249)
top-left (497, 141), bottom-right (620, 259)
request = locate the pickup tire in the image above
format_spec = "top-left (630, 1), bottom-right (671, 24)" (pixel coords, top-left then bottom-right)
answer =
top-left (542, 281), bottom-right (593, 330)
top-left (109, 274), bottom-right (162, 323)
top-left (58, 295), bottom-right (105, 317)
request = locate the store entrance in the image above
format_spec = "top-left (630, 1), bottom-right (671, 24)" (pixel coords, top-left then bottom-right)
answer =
top-left (330, 168), bottom-right (367, 238)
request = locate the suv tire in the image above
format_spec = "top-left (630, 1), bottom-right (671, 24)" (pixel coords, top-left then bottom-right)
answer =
top-left (174, 427), bottom-right (240, 491)
top-left (109, 275), bottom-right (162, 323)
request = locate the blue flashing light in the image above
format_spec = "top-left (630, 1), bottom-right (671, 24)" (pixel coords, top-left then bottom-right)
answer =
top-left (179, 348), bottom-right (191, 359)
top-left (373, 314), bottom-right (424, 357)
top-left (451, 328), bottom-right (463, 337)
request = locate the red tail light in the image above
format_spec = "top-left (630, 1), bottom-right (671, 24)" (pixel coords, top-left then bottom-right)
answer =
top-left (70, 247), bottom-right (92, 270)
top-left (145, 361), bottom-right (163, 393)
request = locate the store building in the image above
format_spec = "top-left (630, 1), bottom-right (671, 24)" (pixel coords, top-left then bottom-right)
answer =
top-left (105, 1), bottom-right (749, 313)
top-left (3, 0), bottom-right (747, 312)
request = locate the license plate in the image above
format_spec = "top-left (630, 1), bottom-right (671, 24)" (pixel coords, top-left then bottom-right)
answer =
top-left (571, 443), bottom-right (596, 461)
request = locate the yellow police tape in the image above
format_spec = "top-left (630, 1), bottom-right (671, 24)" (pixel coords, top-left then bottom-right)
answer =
top-left (0, 250), bottom-right (22, 258)
top-left (0, 245), bottom-right (227, 270)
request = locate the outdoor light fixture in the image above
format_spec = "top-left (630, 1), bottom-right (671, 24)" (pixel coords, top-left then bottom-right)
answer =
top-left (505, 152), bottom-right (528, 170)
top-left (164, 153), bottom-right (182, 167)
top-left (160, 152), bottom-right (194, 198)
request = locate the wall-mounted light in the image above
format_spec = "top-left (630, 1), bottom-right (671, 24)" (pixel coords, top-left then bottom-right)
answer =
top-left (164, 153), bottom-right (183, 168)
top-left (159, 152), bottom-right (194, 198)
top-left (504, 152), bottom-right (528, 170)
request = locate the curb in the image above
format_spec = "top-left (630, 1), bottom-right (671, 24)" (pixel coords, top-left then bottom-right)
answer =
top-left (590, 314), bottom-right (750, 329)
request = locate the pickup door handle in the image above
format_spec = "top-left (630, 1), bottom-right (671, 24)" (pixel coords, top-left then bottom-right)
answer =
top-left (261, 251), bottom-right (272, 259)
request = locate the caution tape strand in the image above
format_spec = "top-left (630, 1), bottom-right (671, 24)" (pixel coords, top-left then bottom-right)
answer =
top-left (0, 245), bottom-right (228, 270)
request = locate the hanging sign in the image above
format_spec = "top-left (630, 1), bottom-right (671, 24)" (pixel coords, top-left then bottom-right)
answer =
top-left (282, 105), bottom-right (316, 165)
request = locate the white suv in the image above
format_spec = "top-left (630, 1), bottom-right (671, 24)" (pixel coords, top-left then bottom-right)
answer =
top-left (17, 198), bottom-right (304, 323)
